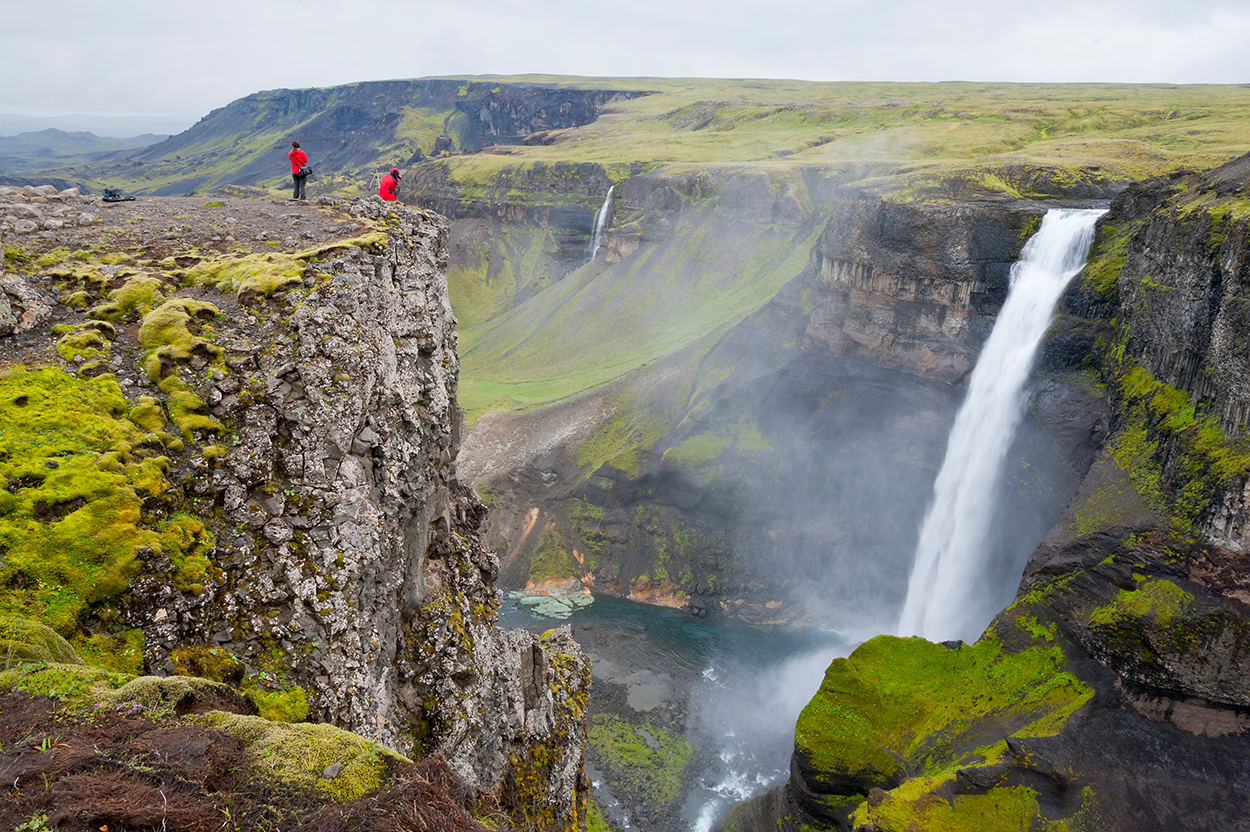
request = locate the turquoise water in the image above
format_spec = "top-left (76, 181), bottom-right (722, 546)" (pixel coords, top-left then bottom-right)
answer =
top-left (499, 593), bottom-right (850, 831)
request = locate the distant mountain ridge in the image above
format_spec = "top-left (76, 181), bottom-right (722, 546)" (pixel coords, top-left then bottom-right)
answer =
top-left (0, 128), bottom-right (166, 154)
top-left (0, 111), bottom-right (193, 138)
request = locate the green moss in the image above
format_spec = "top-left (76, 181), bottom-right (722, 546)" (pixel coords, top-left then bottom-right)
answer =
top-left (55, 328), bottom-right (108, 364)
top-left (1078, 219), bottom-right (1140, 306)
top-left (794, 635), bottom-right (1093, 785)
top-left (573, 393), bottom-right (667, 479)
top-left (104, 674), bottom-right (232, 718)
top-left (170, 645), bottom-right (245, 684)
top-left (0, 615), bottom-right (81, 667)
top-left (1089, 578), bottom-right (1194, 628)
top-left (158, 513), bottom-right (215, 594)
top-left (252, 685), bottom-right (310, 722)
top-left (160, 376), bottom-right (224, 443)
top-left (197, 711), bottom-right (400, 802)
top-left (0, 368), bottom-right (176, 634)
top-left (663, 432), bottom-right (728, 467)
top-left (587, 715), bottom-right (694, 811)
top-left (88, 275), bottom-right (167, 323)
top-left (1110, 364), bottom-right (1250, 534)
top-left (239, 643), bottom-right (313, 723)
top-left (72, 628), bottom-right (145, 675)
top-left (137, 297), bottom-right (223, 382)
top-left (179, 251), bottom-right (304, 300)
top-left (128, 396), bottom-right (167, 433)
top-left (586, 798), bottom-right (612, 832)
top-left (849, 776), bottom-right (1077, 832)
top-left (529, 527), bottom-right (580, 583)
top-left (1015, 614), bottom-right (1057, 643)
top-left (1, 661), bottom-right (133, 707)
top-left (175, 236), bottom-right (384, 303)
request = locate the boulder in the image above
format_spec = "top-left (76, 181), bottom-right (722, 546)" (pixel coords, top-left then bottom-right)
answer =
top-left (7, 203), bottom-right (42, 220)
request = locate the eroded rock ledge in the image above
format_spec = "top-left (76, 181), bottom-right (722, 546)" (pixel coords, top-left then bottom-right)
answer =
top-left (153, 199), bottom-right (587, 823)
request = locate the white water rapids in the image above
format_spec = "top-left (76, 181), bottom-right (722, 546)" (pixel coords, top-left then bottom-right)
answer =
top-left (897, 208), bottom-right (1105, 643)
top-left (589, 184), bottom-right (614, 260)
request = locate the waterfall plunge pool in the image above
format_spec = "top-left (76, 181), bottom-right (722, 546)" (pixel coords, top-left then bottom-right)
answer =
top-left (500, 593), bottom-right (850, 832)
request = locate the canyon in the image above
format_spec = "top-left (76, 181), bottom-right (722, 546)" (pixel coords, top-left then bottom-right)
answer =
top-left (3, 76), bottom-right (1250, 831)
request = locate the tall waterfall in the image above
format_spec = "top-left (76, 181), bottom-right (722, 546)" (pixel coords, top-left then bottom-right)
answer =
top-left (897, 208), bottom-right (1105, 643)
top-left (589, 185), bottom-right (614, 261)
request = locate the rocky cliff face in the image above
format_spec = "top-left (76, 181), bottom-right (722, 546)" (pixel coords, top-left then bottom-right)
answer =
top-left (160, 200), bottom-right (588, 824)
top-left (802, 196), bottom-right (1030, 383)
top-left (0, 194), bottom-right (590, 830)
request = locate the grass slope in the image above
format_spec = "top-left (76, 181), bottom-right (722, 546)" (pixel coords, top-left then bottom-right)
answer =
top-left (457, 192), bottom-right (820, 418)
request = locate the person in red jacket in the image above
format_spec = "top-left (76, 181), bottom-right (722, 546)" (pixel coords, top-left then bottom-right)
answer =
top-left (289, 140), bottom-right (309, 200)
top-left (378, 168), bottom-right (401, 201)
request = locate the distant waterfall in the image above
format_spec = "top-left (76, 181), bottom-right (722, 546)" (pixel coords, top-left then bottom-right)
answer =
top-left (589, 185), bottom-right (614, 261)
top-left (897, 208), bottom-right (1105, 643)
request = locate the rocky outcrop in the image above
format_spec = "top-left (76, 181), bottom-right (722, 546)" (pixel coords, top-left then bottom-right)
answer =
top-left (137, 199), bottom-right (587, 825)
top-left (455, 86), bottom-right (650, 148)
top-left (0, 193), bottom-right (590, 829)
top-left (1, 184), bottom-right (100, 236)
top-left (802, 197), bottom-right (1037, 384)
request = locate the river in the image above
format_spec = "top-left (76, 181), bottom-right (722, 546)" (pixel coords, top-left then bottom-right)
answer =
top-left (499, 593), bottom-right (850, 831)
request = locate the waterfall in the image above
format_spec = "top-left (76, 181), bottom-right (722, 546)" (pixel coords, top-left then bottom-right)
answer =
top-left (897, 208), bottom-right (1105, 643)
top-left (589, 185), bottom-right (614, 261)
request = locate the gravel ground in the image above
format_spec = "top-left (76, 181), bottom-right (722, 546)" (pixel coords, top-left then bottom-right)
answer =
top-left (7, 194), bottom-right (370, 260)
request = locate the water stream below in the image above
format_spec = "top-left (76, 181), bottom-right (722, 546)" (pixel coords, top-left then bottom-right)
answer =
top-left (499, 594), bottom-right (850, 831)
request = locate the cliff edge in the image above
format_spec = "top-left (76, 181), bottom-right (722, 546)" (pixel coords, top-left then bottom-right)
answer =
top-left (0, 188), bottom-right (589, 830)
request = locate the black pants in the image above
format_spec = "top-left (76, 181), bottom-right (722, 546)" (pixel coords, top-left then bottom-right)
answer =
top-left (293, 173), bottom-right (307, 199)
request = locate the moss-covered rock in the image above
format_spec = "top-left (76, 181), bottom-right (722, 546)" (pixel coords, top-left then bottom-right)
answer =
top-left (792, 633), bottom-right (1092, 822)
top-left (586, 714), bottom-right (695, 813)
top-left (0, 367), bottom-right (176, 633)
top-left (170, 645), bottom-right (246, 685)
top-left (196, 711), bottom-right (400, 802)
top-left (105, 673), bottom-right (254, 716)
top-left (137, 297), bottom-right (223, 382)
top-left (0, 615), bottom-right (81, 667)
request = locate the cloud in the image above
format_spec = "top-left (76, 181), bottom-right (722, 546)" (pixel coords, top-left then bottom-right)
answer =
top-left (2, 0), bottom-right (1246, 133)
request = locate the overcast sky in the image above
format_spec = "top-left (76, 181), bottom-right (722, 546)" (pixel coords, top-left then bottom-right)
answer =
top-left (3, 0), bottom-right (1248, 135)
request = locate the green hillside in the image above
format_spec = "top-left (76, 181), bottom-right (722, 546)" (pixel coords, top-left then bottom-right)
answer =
top-left (457, 186), bottom-right (822, 416)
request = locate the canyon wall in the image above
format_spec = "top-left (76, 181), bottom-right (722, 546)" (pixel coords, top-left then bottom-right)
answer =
top-left (453, 170), bottom-right (1107, 631)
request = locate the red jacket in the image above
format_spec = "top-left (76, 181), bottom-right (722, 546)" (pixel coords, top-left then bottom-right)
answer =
top-left (289, 148), bottom-right (308, 175)
top-left (379, 172), bottom-right (398, 201)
